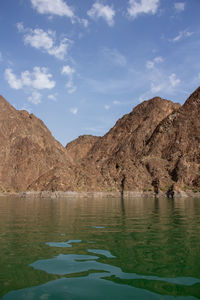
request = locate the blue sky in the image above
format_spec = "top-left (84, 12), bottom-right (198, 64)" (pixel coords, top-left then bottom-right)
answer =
top-left (0, 0), bottom-right (200, 145)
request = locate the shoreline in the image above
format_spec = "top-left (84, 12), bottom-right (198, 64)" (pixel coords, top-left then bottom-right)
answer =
top-left (0, 190), bottom-right (200, 199)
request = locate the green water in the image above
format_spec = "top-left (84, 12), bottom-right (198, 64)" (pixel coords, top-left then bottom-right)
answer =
top-left (0, 196), bottom-right (200, 299)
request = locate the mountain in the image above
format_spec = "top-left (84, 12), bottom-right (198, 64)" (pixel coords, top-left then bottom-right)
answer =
top-left (65, 135), bottom-right (100, 162)
top-left (144, 86), bottom-right (200, 191)
top-left (0, 95), bottom-right (75, 192)
top-left (1, 87), bottom-right (200, 194)
top-left (78, 97), bottom-right (180, 192)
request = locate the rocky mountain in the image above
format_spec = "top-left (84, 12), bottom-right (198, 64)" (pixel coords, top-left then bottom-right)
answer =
top-left (1, 87), bottom-right (200, 194)
top-left (65, 135), bottom-right (100, 162)
top-left (77, 97), bottom-right (181, 192)
top-left (0, 95), bottom-right (75, 192)
top-left (144, 86), bottom-right (200, 191)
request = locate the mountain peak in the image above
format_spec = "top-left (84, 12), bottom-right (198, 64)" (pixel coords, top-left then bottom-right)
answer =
top-left (183, 86), bottom-right (200, 109)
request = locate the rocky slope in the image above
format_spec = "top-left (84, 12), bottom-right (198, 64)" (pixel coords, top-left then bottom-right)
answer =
top-left (1, 87), bottom-right (200, 194)
top-left (77, 97), bottom-right (181, 192)
top-left (65, 135), bottom-right (100, 162)
top-left (144, 86), bottom-right (200, 191)
top-left (0, 95), bottom-right (76, 192)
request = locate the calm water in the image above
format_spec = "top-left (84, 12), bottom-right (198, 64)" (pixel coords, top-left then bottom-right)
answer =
top-left (0, 196), bottom-right (200, 299)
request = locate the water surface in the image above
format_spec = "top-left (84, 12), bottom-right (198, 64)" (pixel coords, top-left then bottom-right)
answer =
top-left (0, 196), bottom-right (200, 299)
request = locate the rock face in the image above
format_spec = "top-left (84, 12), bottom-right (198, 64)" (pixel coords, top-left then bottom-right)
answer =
top-left (0, 95), bottom-right (75, 192)
top-left (144, 87), bottom-right (200, 191)
top-left (1, 87), bottom-right (200, 193)
top-left (65, 135), bottom-right (100, 162)
top-left (77, 97), bottom-right (181, 192)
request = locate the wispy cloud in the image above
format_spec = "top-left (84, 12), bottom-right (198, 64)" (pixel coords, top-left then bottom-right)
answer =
top-left (28, 90), bottom-right (42, 105)
top-left (102, 48), bottom-right (127, 67)
top-left (86, 78), bottom-right (134, 95)
top-left (5, 67), bottom-right (55, 90)
top-left (169, 73), bottom-right (181, 87)
top-left (139, 68), bottom-right (182, 102)
top-left (170, 29), bottom-right (193, 42)
top-left (174, 2), bottom-right (185, 12)
top-left (17, 23), bottom-right (72, 60)
top-left (128, 0), bottom-right (160, 19)
top-left (113, 100), bottom-right (121, 105)
top-left (48, 93), bottom-right (57, 101)
top-left (61, 65), bottom-right (77, 94)
top-left (104, 104), bottom-right (110, 110)
top-left (87, 2), bottom-right (115, 27)
top-left (30, 0), bottom-right (75, 21)
top-left (146, 56), bottom-right (163, 69)
top-left (70, 107), bottom-right (78, 115)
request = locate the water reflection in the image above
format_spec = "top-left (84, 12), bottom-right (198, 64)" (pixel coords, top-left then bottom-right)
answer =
top-left (0, 196), bottom-right (200, 299)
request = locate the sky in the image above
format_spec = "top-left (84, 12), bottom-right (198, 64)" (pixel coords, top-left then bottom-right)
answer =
top-left (0, 0), bottom-right (200, 145)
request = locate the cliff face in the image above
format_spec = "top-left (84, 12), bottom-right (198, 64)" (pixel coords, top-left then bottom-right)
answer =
top-left (144, 87), bottom-right (200, 191)
top-left (1, 87), bottom-right (200, 193)
top-left (77, 97), bottom-right (181, 192)
top-left (65, 135), bottom-right (100, 162)
top-left (0, 95), bottom-right (75, 192)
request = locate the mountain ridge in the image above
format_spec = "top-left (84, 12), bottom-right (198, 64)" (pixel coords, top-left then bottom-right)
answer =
top-left (1, 87), bottom-right (200, 194)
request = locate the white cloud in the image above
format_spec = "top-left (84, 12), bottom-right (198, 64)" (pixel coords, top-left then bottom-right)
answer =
top-left (102, 48), bottom-right (127, 66)
top-left (66, 82), bottom-right (77, 94)
top-left (24, 28), bottom-right (54, 50)
top-left (113, 100), bottom-right (121, 105)
top-left (104, 105), bottom-right (110, 110)
top-left (5, 69), bottom-right (23, 89)
top-left (62, 65), bottom-right (75, 75)
top-left (139, 66), bottom-right (183, 102)
top-left (169, 73), bottom-right (181, 87)
top-left (146, 56), bottom-right (163, 69)
top-left (47, 38), bottom-right (70, 60)
top-left (48, 93), bottom-right (57, 101)
top-left (18, 25), bottom-right (71, 60)
top-left (87, 2), bottom-right (115, 26)
top-left (30, 0), bottom-right (75, 21)
top-left (70, 107), bottom-right (78, 115)
top-left (79, 18), bottom-right (89, 28)
top-left (150, 82), bottom-right (163, 93)
top-left (128, 0), bottom-right (160, 19)
top-left (16, 22), bottom-right (26, 32)
top-left (28, 90), bottom-right (42, 105)
top-left (61, 65), bottom-right (76, 94)
top-left (29, 67), bottom-right (56, 89)
top-left (174, 2), bottom-right (185, 12)
top-left (154, 56), bottom-right (163, 63)
top-left (171, 29), bottom-right (193, 42)
top-left (5, 67), bottom-right (55, 90)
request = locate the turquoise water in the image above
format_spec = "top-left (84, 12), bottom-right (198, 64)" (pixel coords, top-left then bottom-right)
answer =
top-left (0, 196), bottom-right (200, 299)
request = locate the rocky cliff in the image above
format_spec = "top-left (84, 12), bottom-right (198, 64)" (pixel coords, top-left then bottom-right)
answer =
top-left (65, 135), bottom-right (100, 162)
top-left (0, 95), bottom-right (75, 192)
top-left (1, 87), bottom-right (200, 194)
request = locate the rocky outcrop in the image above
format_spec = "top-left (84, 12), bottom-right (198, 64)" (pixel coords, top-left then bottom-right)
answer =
top-left (0, 95), bottom-right (75, 192)
top-left (1, 87), bottom-right (200, 194)
top-left (77, 97), bottom-right (181, 192)
top-left (144, 86), bottom-right (200, 191)
top-left (65, 135), bottom-right (100, 162)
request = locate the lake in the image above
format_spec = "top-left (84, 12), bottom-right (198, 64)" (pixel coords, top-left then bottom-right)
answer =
top-left (0, 196), bottom-right (200, 299)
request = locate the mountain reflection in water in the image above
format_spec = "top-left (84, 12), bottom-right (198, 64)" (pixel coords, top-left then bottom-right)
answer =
top-left (0, 196), bottom-right (200, 299)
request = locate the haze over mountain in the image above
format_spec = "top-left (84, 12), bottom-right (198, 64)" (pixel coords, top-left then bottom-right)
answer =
top-left (0, 87), bottom-right (200, 194)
